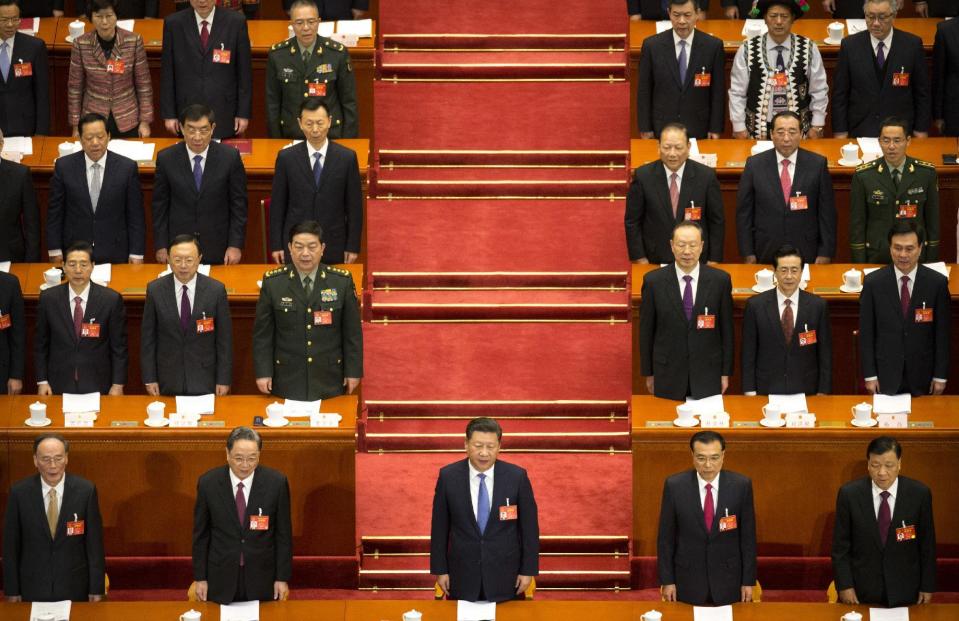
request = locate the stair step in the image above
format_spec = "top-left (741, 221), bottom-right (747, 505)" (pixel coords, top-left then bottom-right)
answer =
top-left (364, 400), bottom-right (628, 420)
top-left (360, 535), bottom-right (630, 555)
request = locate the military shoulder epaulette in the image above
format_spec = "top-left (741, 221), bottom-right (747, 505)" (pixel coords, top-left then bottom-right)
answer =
top-left (270, 38), bottom-right (294, 52)
top-left (855, 159), bottom-right (879, 172)
top-left (913, 158), bottom-right (936, 169)
top-left (325, 265), bottom-right (351, 277)
top-left (264, 265), bottom-right (291, 279)
top-left (323, 38), bottom-right (346, 52)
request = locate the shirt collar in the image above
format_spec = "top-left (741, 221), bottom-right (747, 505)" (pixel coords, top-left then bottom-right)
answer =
top-left (69, 281), bottom-right (92, 302)
top-left (697, 471), bottom-right (719, 490)
top-left (187, 144), bottom-right (210, 160)
top-left (84, 152), bottom-right (106, 168)
top-left (1, 35), bottom-right (14, 49)
top-left (767, 35), bottom-right (792, 52)
top-left (296, 267), bottom-right (319, 284)
top-left (195, 7), bottom-right (215, 28)
top-left (298, 38), bottom-right (316, 56)
top-left (776, 150), bottom-right (796, 167)
top-left (776, 287), bottom-right (799, 308)
top-left (663, 162), bottom-right (686, 180)
top-left (894, 264), bottom-right (918, 283)
top-left (872, 477), bottom-right (898, 499)
top-left (307, 139), bottom-right (329, 162)
top-left (672, 29), bottom-right (694, 47)
top-left (468, 460), bottom-right (495, 481)
top-left (675, 262), bottom-right (700, 282)
top-left (41, 474), bottom-right (66, 499)
top-left (229, 467), bottom-right (254, 490)
top-left (871, 29), bottom-right (894, 50)
top-left (884, 158), bottom-right (905, 174)
top-left (174, 272), bottom-right (199, 291)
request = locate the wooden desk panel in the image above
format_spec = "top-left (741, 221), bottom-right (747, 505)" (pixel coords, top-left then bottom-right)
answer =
top-left (40, 18), bottom-right (375, 139)
top-left (631, 395), bottom-right (959, 558)
top-left (629, 138), bottom-right (959, 265)
top-left (0, 601), bottom-right (349, 620)
top-left (0, 394), bottom-right (358, 557)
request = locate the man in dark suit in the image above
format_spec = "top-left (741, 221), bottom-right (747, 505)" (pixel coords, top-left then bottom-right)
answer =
top-left (832, 0), bottom-right (931, 138)
top-left (640, 221), bottom-right (734, 400)
top-left (3, 434), bottom-right (105, 602)
top-left (284, 0), bottom-right (370, 20)
top-left (142, 234), bottom-right (233, 396)
top-left (82, 0), bottom-right (158, 18)
top-left (0, 270), bottom-right (25, 395)
top-left (192, 426), bottom-right (292, 604)
top-left (741, 245), bottom-right (832, 395)
top-left (0, 130), bottom-right (40, 262)
top-left (913, 0), bottom-right (958, 17)
top-left (821, 0), bottom-right (865, 18)
top-left (637, 0), bottom-right (725, 140)
top-left (658, 431), bottom-right (757, 605)
top-left (270, 99), bottom-right (362, 266)
top-left (832, 436), bottom-right (936, 606)
top-left (859, 221), bottom-right (950, 397)
top-left (0, 0), bottom-right (50, 137)
top-left (737, 111), bottom-right (836, 265)
top-left (47, 113), bottom-right (145, 266)
top-left (34, 241), bottom-right (128, 396)
top-left (933, 15), bottom-right (959, 136)
top-left (628, 0), bottom-right (708, 20)
top-left (160, 0), bottom-right (252, 139)
top-left (153, 104), bottom-right (248, 265)
top-left (431, 417), bottom-right (539, 602)
top-left (722, 0), bottom-right (760, 18)
top-left (626, 124), bottom-right (724, 264)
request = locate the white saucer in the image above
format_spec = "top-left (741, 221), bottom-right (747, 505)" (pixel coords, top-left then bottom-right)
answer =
top-left (39, 282), bottom-right (59, 290)
top-left (262, 417), bottom-right (289, 427)
top-left (839, 284), bottom-right (863, 293)
top-left (824, 37), bottom-right (843, 45)
top-left (851, 418), bottom-right (878, 428)
top-left (838, 158), bottom-right (863, 167)
top-left (672, 417), bottom-right (699, 428)
top-left (25, 417), bottom-right (52, 427)
top-left (760, 417), bottom-right (786, 428)
top-left (751, 284), bottom-right (775, 293)
top-left (143, 417), bottom-right (169, 428)
top-left (66, 35), bottom-right (81, 43)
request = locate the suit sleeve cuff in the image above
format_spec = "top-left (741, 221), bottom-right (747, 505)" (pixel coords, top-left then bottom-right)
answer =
top-left (744, 391), bottom-right (757, 396)
top-left (864, 376), bottom-right (878, 382)
top-left (49, 250), bottom-right (62, 257)
top-left (933, 378), bottom-right (947, 384)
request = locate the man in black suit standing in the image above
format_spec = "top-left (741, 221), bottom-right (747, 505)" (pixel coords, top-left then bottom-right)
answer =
top-left (142, 234), bottom-right (233, 396)
top-left (833, 0), bottom-right (930, 138)
top-left (832, 436), bottom-right (936, 606)
top-left (35, 241), bottom-right (128, 396)
top-left (431, 417), bottom-right (539, 602)
top-left (913, 0), bottom-right (957, 17)
top-left (626, 124), bottom-right (724, 265)
top-left (737, 111), bottom-right (836, 265)
top-left (821, 0), bottom-right (865, 18)
top-left (0, 0), bottom-right (49, 137)
top-left (160, 0), bottom-right (252, 139)
top-left (0, 270), bottom-right (25, 395)
top-left (270, 99), bottom-right (362, 266)
top-left (0, 130), bottom-right (40, 263)
top-left (637, 0), bottom-right (725, 140)
top-left (3, 434), bottom-right (105, 602)
top-left (859, 221), bottom-right (950, 397)
top-left (741, 245), bottom-right (832, 395)
top-left (628, 0), bottom-right (707, 20)
top-left (658, 431), bottom-right (757, 605)
top-left (153, 104), bottom-right (248, 265)
top-left (47, 113), bottom-right (145, 266)
top-left (640, 221), bottom-right (734, 400)
top-left (721, 0), bottom-right (759, 18)
top-left (192, 426), bottom-right (292, 604)
top-left (933, 14), bottom-right (959, 136)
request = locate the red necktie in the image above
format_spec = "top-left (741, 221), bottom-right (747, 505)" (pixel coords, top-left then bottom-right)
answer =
top-left (782, 298), bottom-right (794, 343)
top-left (877, 490), bottom-right (891, 546)
top-left (669, 172), bottom-right (680, 218)
top-left (73, 296), bottom-right (83, 339)
top-left (236, 481), bottom-right (246, 565)
top-left (703, 483), bottom-right (714, 532)
top-left (780, 159), bottom-right (792, 204)
top-left (900, 275), bottom-right (911, 319)
top-left (200, 20), bottom-right (210, 50)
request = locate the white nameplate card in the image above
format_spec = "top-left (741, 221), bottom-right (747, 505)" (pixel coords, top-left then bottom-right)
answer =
top-left (90, 263), bottom-right (112, 285)
top-left (785, 412), bottom-right (816, 428)
top-left (0, 261), bottom-right (10, 272)
top-left (310, 413), bottom-right (342, 428)
top-left (686, 393), bottom-right (724, 416)
top-left (64, 412), bottom-right (95, 428)
top-left (62, 392), bottom-right (101, 413)
top-left (869, 607), bottom-right (909, 621)
top-left (169, 413), bottom-right (199, 428)
top-left (689, 153), bottom-right (718, 168)
top-left (30, 600), bottom-right (71, 620)
top-left (457, 600), bottom-right (496, 621)
top-left (873, 393), bottom-right (911, 414)
top-left (878, 413), bottom-right (909, 429)
top-left (284, 398), bottom-right (322, 417)
top-left (221, 600), bottom-right (260, 621)
top-left (699, 411), bottom-right (730, 428)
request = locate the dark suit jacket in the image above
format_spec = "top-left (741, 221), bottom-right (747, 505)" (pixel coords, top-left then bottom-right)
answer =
top-left (636, 29), bottom-right (725, 138)
top-left (34, 282), bottom-right (128, 393)
top-left (832, 29), bottom-right (931, 136)
top-left (192, 464), bottom-right (293, 604)
top-left (735, 148), bottom-right (836, 263)
top-left (152, 141), bottom-right (248, 263)
top-left (2, 473), bottom-right (105, 602)
top-left (639, 264), bottom-right (734, 400)
top-left (17, 0), bottom-right (63, 16)
top-left (81, 0), bottom-right (158, 18)
top-left (270, 141), bottom-right (363, 264)
top-left (627, 0), bottom-right (709, 19)
top-left (47, 150), bottom-right (145, 263)
top-left (0, 32), bottom-right (50, 136)
top-left (141, 273), bottom-right (233, 395)
top-left (933, 18), bottom-right (959, 135)
top-left (159, 7), bottom-right (252, 139)
top-left (625, 160), bottom-right (724, 263)
top-left (0, 272), bottom-right (26, 390)
top-left (823, 0), bottom-right (865, 17)
top-left (430, 458), bottom-right (539, 603)
top-left (657, 469), bottom-right (757, 606)
top-left (741, 288), bottom-right (832, 394)
top-left (0, 159), bottom-right (40, 262)
top-left (920, 0), bottom-right (958, 16)
top-left (832, 476), bottom-right (936, 606)
top-left (859, 265), bottom-right (950, 395)
top-left (284, 0), bottom-right (370, 19)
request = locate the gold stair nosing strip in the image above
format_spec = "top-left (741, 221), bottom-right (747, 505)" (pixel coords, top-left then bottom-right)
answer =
top-left (368, 448), bottom-right (630, 453)
top-left (381, 78), bottom-right (627, 83)
top-left (366, 432), bottom-right (630, 438)
top-left (373, 270), bottom-right (627, 275)
top-left (361, 535), bottom-right (628, 540)
top-left (358, 569), bottom-right (630, 575)
top-left (372, 195), bottom-right (627, 200)
top-left (378, 180), bottom-right (621, 185)
top-left (364, 399), bottom-right (627, 404)
top-left (371, 303), bottom-right (629, 308)
top-left (381, 63), bottom-right (625, 68)
top-left (372, 286), bottom-right (627, 292)
top-left (379, 149), bottom-right (628, 154)
top-left (385, 47), bottom-right (622, 52)
top-left (380, 164), bottom-right (625, 169)
top-left (369, 318), bottom-right (629, 324)
top-left (384, 33), bottom-right (627, 38)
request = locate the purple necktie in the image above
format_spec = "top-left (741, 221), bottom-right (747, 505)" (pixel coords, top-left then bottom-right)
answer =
top-left (313, 152), bottom-right (323, 188)
top-left (236, 481), bottom-right (246, 565)
top-left (703, 483), bottom-right (714, 532)
top-left (900, 275), bottom-right (910, 319)
top-left (73, 296), bottom-right (84, 339)
top-left (876, 41), bottom-right (886, 68)
top-left (193, 155), bottom-right (203, 191)
top-left (180, 285), bottom-right (191, 333)
top-left (682, 274), bottom-right (694, 321)
top-left (877, 490), bottom-right (891, 546)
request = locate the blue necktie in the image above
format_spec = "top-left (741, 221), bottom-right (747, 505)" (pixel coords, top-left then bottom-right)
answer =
top-left (193, 155), bottom-right (203, 191)
top-left (476, 473), bottom-right (489, 534)
top-left (313, 152), bottom-right (323, 188)
top-left (0, 42), bottom-right (9, 81)
top-left (678, 39), bottom-right (688, 85)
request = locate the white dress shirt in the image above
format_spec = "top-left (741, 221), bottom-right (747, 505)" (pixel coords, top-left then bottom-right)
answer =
top-left (663, 162), bottom-right (686, 194)
top-left (307, 139), bottom-right (330, 172)
top-left (776, 287), bottom-right (800, 322)
top-left (468, 461), bottom-right (495, 518)
top-left (41, 475), bottom-right (66, 515)
top-left (775, 150), bottom-right (797, 185)
top-left (67, 282), bottom-right (91, 317)
top-left (195, 7), bottom-right (216, 34)
top-left (673, 30), bottom-right (694, 60)
top-left (872, 477), bottom-right (898, 519)
top-left (229, 467), bottom-right (254, 508)
top-left (186, 145), bottom-right (210, 174)
top-left (893, 265), bottom-right (918, 300)
top-left (870, 29), bottom-right (894, 60)
top-left (173, 273), bottom-right (198, 310)
top-left (697, 472), bottom-right (719, 514)
top-left (85, 153), bottom-right (106, 190)
top-left (675, 262), bottom-right (701, 304)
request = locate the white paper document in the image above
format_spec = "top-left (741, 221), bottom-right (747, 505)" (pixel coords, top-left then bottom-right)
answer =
top-left (283, 398), bottom-right (322, 417)
top-left (317, 21), bottom-right (335, 37)
top-left (0, 261), bottom-right (10, 272)
top-left (751, 140), bottom-right (775, 154)
top-left (117, 19), bottom-right (135, 31)
top-left (869, 608), bottom-right (910, 621)
top-left (3, 136), bottom-right (34, 154)
top-left (873, 393), bottom-right (911, 414)
top-left (157, 264), bottom-right (211, 278)
top-left (62, 392), bottom-right (101, 413)
top-left (107, 140), bottom-right (156, 161)
top-left (686, 394), bottom-right (724, 415)
top-left (176, 394), bottom-right (216, 416)
top-left (30, 600), bottom-right (71, 620)
top-left (863, 267), bottom-right (880, 276)
top-left (801, 263), bottom-right (811, 282)
top-left (847, 19), bottom-right (868, 34)
top-left (457, 600), bottom-right (496, 621)
top-left (336, 18), bottom-right (372, 37)
top-left (689, 137), bottom-right (700, 155)
top-left (857, 137), bottom-right (882, 154)
top-left (922, 261), bottom-right (950, 278)
top-left (655, 20), bottom-right (672, 34)
top-left (220, 600), bottom-right (260, 621)
top-left (91, 263), bottom-right (112, 284)
top-left (768, 393), bottom-right (808, 413)
top-left (694, 605), bottom-right (733, 621)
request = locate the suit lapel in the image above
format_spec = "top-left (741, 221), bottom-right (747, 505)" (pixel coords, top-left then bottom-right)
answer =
top-left (764, 292), bottom-right (787, 348)
top-left (296, 142), bottom-right (316, 191)
top-left (57, 284), bottom-right (81, 343)
top-left (881, 267), bottom-right (905, 325)
top-left (218, 467), bottom-right (244, 532)
top-left (165, 275), bottom-right (187, 340)
top-left (198, 144), bottom-right (217, 197)
top-left (793, 291), bottom-right (814, 341)
top-left (73, 154), bottom-right (96, 217)
top-left (459, 460), bottom-right (484, 537)
top-left (676, 162), bottom-right (694, 214)
top-left (687, 471), bottom-right (710, 536)
top-left (791, 151), bottom-right (808, 201)
top-left (765, 152), bottom-right (788, 209)
top-left (181, 144), bottom-right (201, 197)
top-left (662, 33), bottom-right (682, 89)
top-left (652, 164), bottom-right (676, 223)
top-left (28, 475), bottom-right (54, 541)
top-left (858, 480), bottom-right (885, 549)
top-left (664, 265), bottom-right (688, 321)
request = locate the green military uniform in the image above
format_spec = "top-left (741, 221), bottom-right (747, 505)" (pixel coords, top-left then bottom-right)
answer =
top-left (849, 156), bottom-right (940, 263)
top-left (252, 263), bottom-right (363, 401)
top-left (266, 36), bottom-right (359, 139)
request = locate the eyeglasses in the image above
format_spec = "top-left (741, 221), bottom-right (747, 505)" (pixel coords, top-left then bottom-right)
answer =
top-left (38, 456), bottom-right (66, 465)
top-left (292, 18), bottom-right (320, 27)
top-left (183, 126), bottom-right (212, 137)
top-left (229, 455), bottom-right (259, 465)
top-left (694, 455), bottom-right (722, 465)
top-left (864, 13), bottom-right (893, 23)
top-left (878, 137), bottom-right (906, 146)
top-left (0, 17), bottom-right (22, 24)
